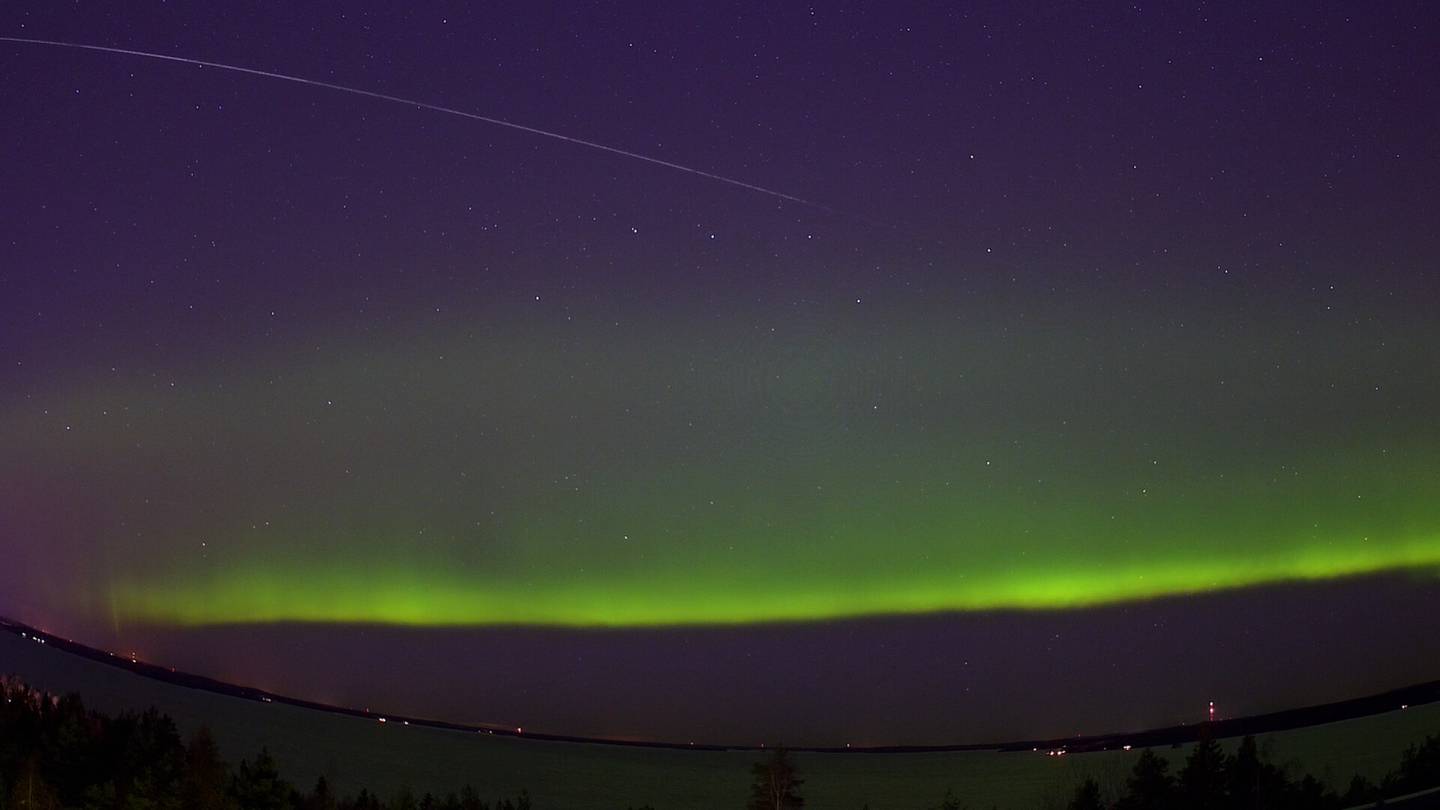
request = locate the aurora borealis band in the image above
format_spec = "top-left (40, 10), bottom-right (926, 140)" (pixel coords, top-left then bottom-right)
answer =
top-left (9, 287), bottom-right (1440, 629)
top-left (4, 2), bottom-right (1440, 742)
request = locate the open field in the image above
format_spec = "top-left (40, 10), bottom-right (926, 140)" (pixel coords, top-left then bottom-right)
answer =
top-left (2, 630), bottom-right (1437, 809)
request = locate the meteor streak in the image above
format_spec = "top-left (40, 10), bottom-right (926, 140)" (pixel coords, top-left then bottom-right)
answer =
top-left (0, 36), bottom-right (831, 211)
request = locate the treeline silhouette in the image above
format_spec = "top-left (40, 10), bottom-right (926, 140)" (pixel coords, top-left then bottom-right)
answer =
top-left (1060, 731), bottom-right (1440, 810)
top-left (0, 677), bottom-right (542, 810)
top-left (4, 674), bottom-right (1439, 809)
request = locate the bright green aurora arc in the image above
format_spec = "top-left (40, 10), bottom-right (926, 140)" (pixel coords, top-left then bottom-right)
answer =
top-left (7, 274), bottom-right (1440, 630)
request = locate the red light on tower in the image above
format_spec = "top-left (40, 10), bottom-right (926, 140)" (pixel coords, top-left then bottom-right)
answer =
top-left (1208, 701), bottom-right (1215, 722)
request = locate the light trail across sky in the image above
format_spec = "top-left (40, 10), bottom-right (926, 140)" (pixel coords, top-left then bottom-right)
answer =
top-left (0, 36), bottom-right (833, 212)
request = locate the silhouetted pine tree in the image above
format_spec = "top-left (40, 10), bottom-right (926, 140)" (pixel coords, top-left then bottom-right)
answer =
top-left (44, 692), bottom-right (97, 807)
top-left (1115, 748), bottom-right (1173, 810)
top-left (88, 707), bottom-right (185, 810)
top-left (229, 748), bottom-right (296, 810)
top-left (304, 774), bottom-right (338, 810)
top-left (1229, 734), bottom-right (1298, 809)
top-left (1225, 735), bottom-right (1263, 809)
top-left (1290, 774), bottom-right (1337, 809)
top-left (1177, 736), bottom-right (1227, 809)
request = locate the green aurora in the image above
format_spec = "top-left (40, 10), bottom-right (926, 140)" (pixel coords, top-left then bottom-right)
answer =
top-left (112, 538), bottom-right (1440, 627)
top-left (7, 284), bottom-right (1439, 629)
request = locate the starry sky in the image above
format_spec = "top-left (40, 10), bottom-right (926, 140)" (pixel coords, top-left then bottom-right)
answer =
top-left (3, 2), bottom-right (1440, 744)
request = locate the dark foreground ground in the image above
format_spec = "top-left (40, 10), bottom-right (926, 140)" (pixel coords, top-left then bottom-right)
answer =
top-left (2, 628), bottom-right (1438, 809)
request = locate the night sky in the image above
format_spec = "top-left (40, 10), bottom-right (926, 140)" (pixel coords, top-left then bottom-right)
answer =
top-left (3, 3), bottom-right (1440, 744)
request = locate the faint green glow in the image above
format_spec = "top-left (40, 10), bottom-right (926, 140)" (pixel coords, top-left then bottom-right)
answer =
top-left (7, 306), bottom-right (1440, 629)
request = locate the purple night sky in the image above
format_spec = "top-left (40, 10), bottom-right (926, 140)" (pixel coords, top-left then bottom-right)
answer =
top-left (2, 2), bottom-right (1439, 744)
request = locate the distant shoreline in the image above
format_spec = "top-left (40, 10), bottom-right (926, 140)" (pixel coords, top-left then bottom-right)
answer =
top-left (4, 614), bottom-right (1437, 754)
